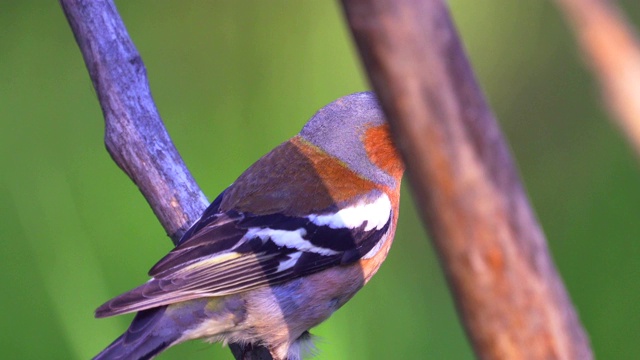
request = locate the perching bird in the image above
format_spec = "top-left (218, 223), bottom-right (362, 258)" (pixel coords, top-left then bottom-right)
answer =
top-left (94, 91), bottom-right (404, 360)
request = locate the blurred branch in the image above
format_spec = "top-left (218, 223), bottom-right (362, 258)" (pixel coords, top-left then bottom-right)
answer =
top-left (59, 0), bottom-right (271, 359)
top-left (341, 0), bottom-right (593, 359)
top-left (554, 0), bottom-right (640, 158)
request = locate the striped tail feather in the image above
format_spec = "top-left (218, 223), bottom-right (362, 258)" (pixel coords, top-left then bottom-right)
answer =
top-left (94, 307), bottom-right (180, 360)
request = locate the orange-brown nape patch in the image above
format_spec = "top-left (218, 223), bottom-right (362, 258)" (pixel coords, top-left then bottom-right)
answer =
top-left (290, 137), bottom-right (377, 204)
top-left (363, 124), bottom-right (404, 181)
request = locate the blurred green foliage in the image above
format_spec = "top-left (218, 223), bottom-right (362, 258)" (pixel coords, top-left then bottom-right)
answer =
top-left (1, 1), bottom-right (639, 359)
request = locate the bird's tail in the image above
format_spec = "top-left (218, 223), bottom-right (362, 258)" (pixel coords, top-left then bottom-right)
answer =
top-left (93, 306), bottom-right (180, 360)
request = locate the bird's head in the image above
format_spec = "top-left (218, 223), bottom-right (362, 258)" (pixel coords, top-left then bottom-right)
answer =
top-left (298, 92), bottom-right (404, 189)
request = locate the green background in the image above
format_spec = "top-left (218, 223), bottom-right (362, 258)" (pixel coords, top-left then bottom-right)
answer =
top-left (2, 1), bottom-right (639, 359)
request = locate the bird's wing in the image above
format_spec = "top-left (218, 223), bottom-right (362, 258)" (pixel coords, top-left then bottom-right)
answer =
top-left (95, 189), bottom-right (392, 318)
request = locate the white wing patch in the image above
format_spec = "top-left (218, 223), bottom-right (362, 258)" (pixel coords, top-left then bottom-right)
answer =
top-left (234, 193), bottom-right (391, 269)
top-left (277, 251), bottom-right (302, 272)
top-left (307, 193), bottom-right (391, 231)
top-left (243, 227), bottom-right (339, 256)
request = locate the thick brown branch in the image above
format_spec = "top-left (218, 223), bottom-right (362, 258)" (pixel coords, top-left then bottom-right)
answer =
top-left (60, 0), bottom-right (271, 358)
top-left (554, 0), bottom-right (640, 158)
top-left (341, 0), bottom-right (593, 359)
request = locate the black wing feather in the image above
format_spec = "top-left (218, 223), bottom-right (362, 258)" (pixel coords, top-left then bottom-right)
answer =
top-left (96, 192), bottom-right (391, 317)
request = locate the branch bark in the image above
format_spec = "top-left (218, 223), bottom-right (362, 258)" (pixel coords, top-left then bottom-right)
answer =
top-left (59, 0), bottom-right (271, 358)
top-left (341, 0), bottom-right (593, 359)
top-left (60, 0), bottom-right (208, 244)
top-left (553, 0), bottom-right (640, 158)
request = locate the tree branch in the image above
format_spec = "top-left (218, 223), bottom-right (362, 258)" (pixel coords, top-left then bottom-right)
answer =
top-left (60, 0), bottom-right (208, 243)
top-left (341, 0), bottom-right (593, 359)
top-left (553, 0), bottom-right (640, 158)
top-left (60, 0), bottom-right (271, 358)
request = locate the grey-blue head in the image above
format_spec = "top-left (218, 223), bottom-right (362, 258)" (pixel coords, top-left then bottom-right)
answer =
top-left (299, 92), bottom-right (401, 189)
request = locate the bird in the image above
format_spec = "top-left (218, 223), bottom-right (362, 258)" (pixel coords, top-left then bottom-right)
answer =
top-left (93, 91), bottom-right (405, 360)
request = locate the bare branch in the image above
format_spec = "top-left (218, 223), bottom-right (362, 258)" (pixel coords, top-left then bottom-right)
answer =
top-left (60, 0), bottom-right (208, 243)
top-left (60, 0), bottom-right (271, 358)
top-left (341, 0), bottom-right (593, 359)
top-left (554, 0), bottom-right (640, 158)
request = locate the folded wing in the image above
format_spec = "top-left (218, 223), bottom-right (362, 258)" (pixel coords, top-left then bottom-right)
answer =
top-left (96, 191), bottom-right (392, 318)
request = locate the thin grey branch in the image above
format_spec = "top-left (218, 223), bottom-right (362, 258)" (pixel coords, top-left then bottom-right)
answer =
top-left (60, 0), bottom-right (271, 358)
top-left (60, 0), bottom-right (208, 244)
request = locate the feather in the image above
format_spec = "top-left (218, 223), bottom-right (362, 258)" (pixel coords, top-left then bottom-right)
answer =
top-left (96, 189), bottom-right (392, 318)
